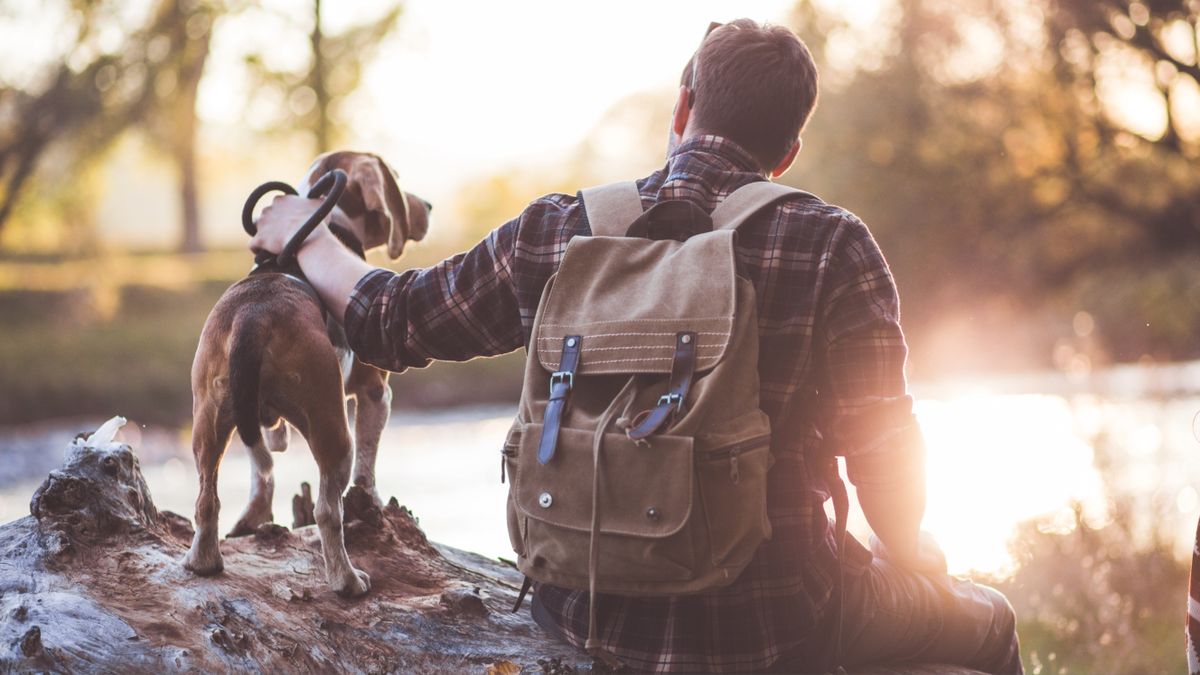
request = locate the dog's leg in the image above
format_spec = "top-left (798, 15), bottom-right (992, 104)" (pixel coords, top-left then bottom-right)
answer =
top-left (227, 434), bottom-right (276, 537)
top-left (309, 423), bottom-right (370, 597)
top-left (349, 365), bottom-right (390, 507)
top-left (183, 408), bottom-right (233, 575)
top-left (265, 422), bottom-right (290, 452)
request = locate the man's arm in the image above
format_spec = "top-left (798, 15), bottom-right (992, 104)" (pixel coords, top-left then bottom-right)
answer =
top-left (249, 194), bottom-right (525, 371)
top-left (820, 214), bottom-right (941, 574)
top-left (249, 195), bottom-right (373, 320)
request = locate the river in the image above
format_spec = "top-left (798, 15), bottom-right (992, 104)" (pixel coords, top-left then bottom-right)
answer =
top-left (2, 363), bottom-right (1199, 577)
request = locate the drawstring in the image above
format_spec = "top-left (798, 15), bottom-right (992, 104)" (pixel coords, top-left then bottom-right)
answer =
top-left (828, 462), bottom-right (851, 669)
top-left (585, 376), bottom-right (639, 670)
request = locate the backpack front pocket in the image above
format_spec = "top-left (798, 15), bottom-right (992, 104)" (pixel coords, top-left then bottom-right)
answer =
top-left (512, 422), bottom-right (698, 590)
top-left (698, 434), bottom-right (772, 568)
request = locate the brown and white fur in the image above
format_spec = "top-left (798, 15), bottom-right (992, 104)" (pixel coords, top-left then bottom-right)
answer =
top-left (182, 152), bottom-right (429, 597)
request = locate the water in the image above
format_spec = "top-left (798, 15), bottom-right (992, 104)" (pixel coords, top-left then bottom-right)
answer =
top-left (3, 389), bottom-right (1199, 578)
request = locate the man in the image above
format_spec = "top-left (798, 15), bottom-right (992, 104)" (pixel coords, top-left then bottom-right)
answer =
top-left (251, 19), bottom-right (1022, 674)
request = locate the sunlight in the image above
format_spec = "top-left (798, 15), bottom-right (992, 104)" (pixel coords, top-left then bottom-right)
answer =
top-left (914, 394), bottom-right (1106, 576)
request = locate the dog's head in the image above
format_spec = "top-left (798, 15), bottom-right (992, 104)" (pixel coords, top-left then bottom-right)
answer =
top-left (300, 151), bottom-right (430, 259)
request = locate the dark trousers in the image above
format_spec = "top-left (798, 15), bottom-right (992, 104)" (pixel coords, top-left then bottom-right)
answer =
top-left (795, 556), bottom-right (1024, 674)
top-left (532, 557), bottom-right (1023, 674)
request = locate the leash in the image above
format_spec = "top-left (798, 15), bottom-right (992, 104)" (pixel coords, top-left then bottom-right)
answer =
top-left (241, 169), bottom-right (348, 271)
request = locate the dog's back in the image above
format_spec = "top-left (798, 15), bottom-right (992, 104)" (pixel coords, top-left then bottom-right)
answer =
top-left (191, 274), bottom-right (343, 446)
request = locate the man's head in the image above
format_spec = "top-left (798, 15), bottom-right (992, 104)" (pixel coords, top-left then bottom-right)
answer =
top-left (672, 19), bottom-right (819, 177)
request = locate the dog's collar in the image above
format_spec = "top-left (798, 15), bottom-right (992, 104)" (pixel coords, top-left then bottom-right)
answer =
top-left (280, 272), bottom-right (322, 306)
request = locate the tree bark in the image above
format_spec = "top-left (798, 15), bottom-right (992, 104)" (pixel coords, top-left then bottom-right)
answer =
top-left (0, 424), bottom-right (983, 674)
top-left (310, 0), bottom-right (331, 155)
top-left (174, 5), bottom-right (211, 254)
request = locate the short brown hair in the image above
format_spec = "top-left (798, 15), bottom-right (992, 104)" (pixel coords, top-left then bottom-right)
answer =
top-left (681, 20), bottom-right (819, 170)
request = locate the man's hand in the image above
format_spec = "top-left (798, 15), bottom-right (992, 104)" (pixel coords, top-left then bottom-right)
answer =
top-left (870, 531), bottom-right (948, 577)
top-left (248, 195), bottom-right (328, 257)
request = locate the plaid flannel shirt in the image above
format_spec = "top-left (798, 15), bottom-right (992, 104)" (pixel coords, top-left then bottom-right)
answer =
top-left (344, 135), bottom-right (918, 673)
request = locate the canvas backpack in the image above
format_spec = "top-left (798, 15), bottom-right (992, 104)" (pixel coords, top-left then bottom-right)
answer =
top-left (502, 179), bottom-right (806, 660)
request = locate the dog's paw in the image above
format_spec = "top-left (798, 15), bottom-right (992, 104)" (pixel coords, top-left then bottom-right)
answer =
top-left (182, 548), bottom-right (224, 577)
top-left (334, 567), bottom-right (371, 598)
top-left (227, 514), bottom-right (274, 539)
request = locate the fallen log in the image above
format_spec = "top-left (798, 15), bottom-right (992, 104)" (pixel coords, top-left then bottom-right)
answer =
top-left (0, 419), bottom-right (984, 674)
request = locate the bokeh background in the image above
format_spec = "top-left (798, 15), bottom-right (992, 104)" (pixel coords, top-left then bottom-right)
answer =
top-left (2, 0), bottom-right (1199, 671)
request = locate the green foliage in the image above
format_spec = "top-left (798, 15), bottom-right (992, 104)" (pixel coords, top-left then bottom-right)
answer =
top-left (987, 504), bottom-right (1187, 674)
top-left (775, 0), bottom-right (1200, 376)
top-left (0, 279), bottom-right (221, 425)
top-left (0, 251), bottom-right (523, 426)
top-left (0, 0), bottom-right (215, 236)
top-left (982, 422), bottom-right (1191, 674)
top-left (240, 0), bottom-right (403, 154)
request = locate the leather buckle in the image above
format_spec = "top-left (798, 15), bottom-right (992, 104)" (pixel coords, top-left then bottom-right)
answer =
top-left (550, 371), bottom-right (574, 389)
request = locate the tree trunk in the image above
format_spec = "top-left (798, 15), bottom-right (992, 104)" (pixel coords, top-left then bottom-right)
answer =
top-left (310, 0), bottom-right (331, 155)
top-left (0, 421), bottom-right (984, 675)
top-left (175, 9), bottom-right (211, 254)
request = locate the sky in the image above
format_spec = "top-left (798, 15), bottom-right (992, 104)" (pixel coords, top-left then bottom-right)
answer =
top-left (202, 0), bottom-right (804, 204)
top-left (1, 0), bottom-right (891, 247)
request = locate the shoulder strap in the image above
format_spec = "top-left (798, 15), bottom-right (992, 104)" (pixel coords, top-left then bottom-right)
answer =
top-left (580, 181), bottom-right (644, 237)
top-left (711, 181), bottom-right (805, 232)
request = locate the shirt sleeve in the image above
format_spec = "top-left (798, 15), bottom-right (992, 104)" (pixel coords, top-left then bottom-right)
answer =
top-left (818, 214), bottom-right (925, 489)
top-left (342, 217), bottom-right (525, 373)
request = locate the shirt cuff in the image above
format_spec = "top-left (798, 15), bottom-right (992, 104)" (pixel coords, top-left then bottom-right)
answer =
top-left (342, 268), bottom-right (396, 361)
top-left (844, 420), bottom-right (925, 490)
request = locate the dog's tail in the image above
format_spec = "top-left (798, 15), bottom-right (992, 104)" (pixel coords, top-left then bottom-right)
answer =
top-left (229, 314), bottom-right (268, 448)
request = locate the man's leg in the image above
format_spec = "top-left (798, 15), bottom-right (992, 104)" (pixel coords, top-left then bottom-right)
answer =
top-left (837, 556), bottom-right (1022, 674)
top-left (531, 590), bottom-right (571, 643)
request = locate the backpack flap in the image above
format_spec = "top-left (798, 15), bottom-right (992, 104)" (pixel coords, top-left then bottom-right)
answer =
top-left (514, 424), bottom-right (693, 539)
top-left (535, 230), bottom-right (737, 377)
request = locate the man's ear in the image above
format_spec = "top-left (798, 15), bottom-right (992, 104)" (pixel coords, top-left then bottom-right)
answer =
top-left (769, 139), bottom-right (801, 179)
top-left (672, 85), bottom-right (692, 136)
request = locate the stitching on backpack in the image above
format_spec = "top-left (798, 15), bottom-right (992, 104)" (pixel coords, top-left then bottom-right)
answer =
top-left (537, 332), bottom-right (730, 340)
top-left (539, 318), bottom-right (731, 327)
top-left (543, 355), bottom-right (722, 367)
top-left (538, 344), bottom-right (725, 352)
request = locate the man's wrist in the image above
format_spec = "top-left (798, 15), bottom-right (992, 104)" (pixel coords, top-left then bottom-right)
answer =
top-left (296, 224), bottom-right (337, 260)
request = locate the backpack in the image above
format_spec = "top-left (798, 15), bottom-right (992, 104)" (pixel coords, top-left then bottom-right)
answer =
top-left (503, 179), bottom-right (805, 661)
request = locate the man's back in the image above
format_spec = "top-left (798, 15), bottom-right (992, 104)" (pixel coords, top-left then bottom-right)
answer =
top-left (344, 133), bottom-right (909, 671)
top-left (259, 17), bottom-right (1021, 674)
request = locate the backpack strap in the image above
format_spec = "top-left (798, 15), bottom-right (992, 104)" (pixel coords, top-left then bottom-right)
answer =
top-left (580, 181), bottom-right (645, 237)
top-left (537, 335), bottom-right (582, 465)
top-left (627, 332), bottom-right (698, 440)
top-left (710, 181), bottom-right (805, 231)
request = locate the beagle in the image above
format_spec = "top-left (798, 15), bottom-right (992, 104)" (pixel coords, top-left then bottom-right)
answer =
top-left (182, 152), bottom-right (429, 597)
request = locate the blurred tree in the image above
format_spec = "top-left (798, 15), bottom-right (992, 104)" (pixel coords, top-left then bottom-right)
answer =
top-left (453, 0), bottom-right (1200, 371)
top-left (778, 0), bottom-right (1200, 371)
top-left (0, 0), bottom-right (222, 252)
top-left (241, 0), bottom-right (403, 155)
top-left (152, 0), bottom-right (217, 254)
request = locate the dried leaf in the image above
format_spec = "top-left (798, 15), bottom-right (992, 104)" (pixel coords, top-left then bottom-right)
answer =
top-left (485, 660), bottom-right (522, 675)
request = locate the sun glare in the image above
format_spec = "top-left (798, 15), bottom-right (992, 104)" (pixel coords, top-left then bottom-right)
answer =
top-left (910, 394), bottom-right (1105, 577)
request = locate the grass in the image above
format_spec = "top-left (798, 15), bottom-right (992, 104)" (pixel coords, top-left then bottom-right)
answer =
top-left (0, 250), bottom-right (524, 426)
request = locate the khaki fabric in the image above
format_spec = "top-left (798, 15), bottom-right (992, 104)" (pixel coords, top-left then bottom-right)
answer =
top-left (507, 181), bottom-right (800, 599)
top-left (581, 181), bottom-right (644, 237)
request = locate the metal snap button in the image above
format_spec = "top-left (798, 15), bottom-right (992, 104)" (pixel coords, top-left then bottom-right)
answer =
top-left (566, 337), bottom-right (577, 348)
top-left (646, 507), bottom-right (660, 521)
top-left (680, 334), bottom-right (692, 344)
top-left (538, 492), bottom-right (553, 508)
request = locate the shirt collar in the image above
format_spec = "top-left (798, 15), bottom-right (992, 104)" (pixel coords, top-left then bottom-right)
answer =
top-left (667, 134), bottom-right (763, 175)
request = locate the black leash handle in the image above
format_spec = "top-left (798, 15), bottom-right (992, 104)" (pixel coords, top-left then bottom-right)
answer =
top-left (241, 169), bottom-right (349, 268)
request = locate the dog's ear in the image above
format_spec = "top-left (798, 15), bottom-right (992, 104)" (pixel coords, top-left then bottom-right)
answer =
top-left (352, 156), bottom-right (429, 260)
